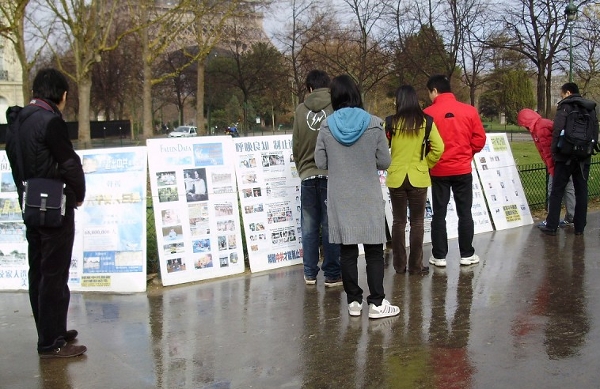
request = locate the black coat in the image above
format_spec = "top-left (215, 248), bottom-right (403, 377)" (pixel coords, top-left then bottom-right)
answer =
top-left (5, 100), bottom-right (85, 208)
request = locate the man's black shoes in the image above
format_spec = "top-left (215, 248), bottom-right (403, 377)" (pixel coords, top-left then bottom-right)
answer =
top-left (539, 226), bottom-right (557, 236)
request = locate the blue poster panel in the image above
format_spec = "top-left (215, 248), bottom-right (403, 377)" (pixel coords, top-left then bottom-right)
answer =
top-left (0, 147), bottom-right (148, 292)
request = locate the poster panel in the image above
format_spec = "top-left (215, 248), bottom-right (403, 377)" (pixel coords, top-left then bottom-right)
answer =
top-left (382, 162), bottom-right (492, 243)
top-left (474, 133), bottom-right (533, 230)
top-left (147, 137), bottom-right (245, 286)
top-left (0, 147), bottom-right (148, 292)
top-left (232, 135), bottom-right (302, 273)
top-left (72, 147), bottom-right (148, 292)
top-left (0, 151), bottom-right (28, 290)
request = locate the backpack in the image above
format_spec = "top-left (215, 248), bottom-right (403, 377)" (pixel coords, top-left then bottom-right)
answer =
top-left (559, 104), bottom-right (597, 158)
top-left (385, 114), bottom-right (433, 160)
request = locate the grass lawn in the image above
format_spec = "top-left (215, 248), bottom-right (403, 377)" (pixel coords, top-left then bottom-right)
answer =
top-left (509, 141), bottom-right (543, 166)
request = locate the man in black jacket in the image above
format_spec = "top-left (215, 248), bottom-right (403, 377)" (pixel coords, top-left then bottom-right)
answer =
top-left (5, 68), bottom-right (87, 358)
top-left (541, 82), bottom-right (599, 236)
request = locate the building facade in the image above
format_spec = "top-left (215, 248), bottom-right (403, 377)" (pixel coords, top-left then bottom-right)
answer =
top-left (0, 36), bottom-right (24, 124)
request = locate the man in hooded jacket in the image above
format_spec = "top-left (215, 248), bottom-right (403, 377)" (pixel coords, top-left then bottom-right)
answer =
top-left (292, 70), bottom-right (342, 287)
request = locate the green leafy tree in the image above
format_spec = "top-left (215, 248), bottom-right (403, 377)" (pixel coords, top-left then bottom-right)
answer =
top-left (480, 68), bottom-right (535, 123)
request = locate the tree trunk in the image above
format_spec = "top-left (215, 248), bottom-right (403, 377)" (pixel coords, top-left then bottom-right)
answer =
top-left (77, 76), bottom-right (92, 148)
top-left (545, 67), bottom-right (553, 118)
top-left (17, 22), bottom-right (29, 105)
top-left (536, 71), bottom-right (546, 116)
top-left (142, 26), bottom-right (153, 140)
top-left (196, 61), bottom-right (206, 135)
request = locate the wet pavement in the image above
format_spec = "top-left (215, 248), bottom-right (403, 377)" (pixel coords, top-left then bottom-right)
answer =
top-left (1, 213), bottom-right (600, 389)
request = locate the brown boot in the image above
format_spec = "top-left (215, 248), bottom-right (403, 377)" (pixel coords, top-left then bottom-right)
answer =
top-left (39, 343), bottom-right (87, 359)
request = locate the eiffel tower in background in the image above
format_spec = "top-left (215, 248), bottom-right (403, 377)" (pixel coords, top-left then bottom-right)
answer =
top-left (154, 0), bottom-right (270, 53)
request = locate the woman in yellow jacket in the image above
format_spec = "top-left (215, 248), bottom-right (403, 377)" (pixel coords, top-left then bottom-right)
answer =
top-left (386, 85), bottom-right (444, 274)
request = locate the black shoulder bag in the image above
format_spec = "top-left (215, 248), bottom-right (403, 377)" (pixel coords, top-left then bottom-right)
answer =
top-left (14, 100), bottom-right (66, 228)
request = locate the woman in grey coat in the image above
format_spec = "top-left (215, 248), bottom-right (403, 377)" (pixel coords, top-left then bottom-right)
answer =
top-left (314, 74), bottom-right (400, 319)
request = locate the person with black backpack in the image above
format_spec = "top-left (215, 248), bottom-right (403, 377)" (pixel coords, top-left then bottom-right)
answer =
top-left (540, 82), bottom-right (599, 236)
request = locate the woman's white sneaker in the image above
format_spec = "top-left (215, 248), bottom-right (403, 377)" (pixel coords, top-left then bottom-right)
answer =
top-left (460, 254), bottom-right (480, 266)
top-left (348, 301), bottom-right (363, 316)
top-left (368, 299), bottom-right (400, 319)
top-left (429, 256), bottom-right (447, 267)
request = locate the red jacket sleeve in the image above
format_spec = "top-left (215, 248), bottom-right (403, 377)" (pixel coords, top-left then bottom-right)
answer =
top-left (470, 111), bottom-right (486, 155)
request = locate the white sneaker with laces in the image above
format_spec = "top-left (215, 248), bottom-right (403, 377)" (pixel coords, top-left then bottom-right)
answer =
top-left (428, 256), bottom-right (446, 267)
top-left (348, 301), bottom-right (363, 317)
top-left (368, 299), bottom-right (400, 319)
top-left (460, 254), bottom-right (480, 266)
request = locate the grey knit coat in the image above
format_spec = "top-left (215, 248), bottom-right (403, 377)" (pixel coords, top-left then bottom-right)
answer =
top-left (314, 115), bottom-right (391, 244)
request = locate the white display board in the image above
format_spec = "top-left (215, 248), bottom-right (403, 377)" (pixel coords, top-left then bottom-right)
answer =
top-left (147, 137), bottom-right (245, 286)
top-left (0, 147), bottom-right (148, 292)
top-left (382, 163), bottom-right (493, 244)
top-left (232, 135), bottom-right (303, 273)
top-left (474, 133), bottom-right (534, 229)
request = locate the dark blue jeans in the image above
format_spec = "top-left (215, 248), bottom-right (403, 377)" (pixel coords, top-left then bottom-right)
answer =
top-left (301, 177), bottom-right (340, 279)
top-left (26, 208), bottom-right (75, 352)
top-left (431, 174), bottom-right (475, 259)
top-left (547, 160), bottom-right (590, 232)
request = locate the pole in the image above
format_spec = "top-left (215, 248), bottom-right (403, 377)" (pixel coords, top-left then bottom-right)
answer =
top-left (569, 24), bottom-right (574, 82)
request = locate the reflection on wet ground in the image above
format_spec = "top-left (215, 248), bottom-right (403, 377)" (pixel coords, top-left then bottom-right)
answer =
top-left (1, 215), bottom-right (600, 388)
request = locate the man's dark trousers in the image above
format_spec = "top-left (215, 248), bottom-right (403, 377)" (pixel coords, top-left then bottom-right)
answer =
top-left (26, 209), bottom-right (75, 352)
top-left (547, 160), bottom-right (590, 232)
top-left (430, 173), bottom-right (475, 259)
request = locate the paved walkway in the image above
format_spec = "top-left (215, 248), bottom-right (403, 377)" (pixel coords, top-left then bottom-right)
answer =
top-left (1, 213), bottom-right (599, 389)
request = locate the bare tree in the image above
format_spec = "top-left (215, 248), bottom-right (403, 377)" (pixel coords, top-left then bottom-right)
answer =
top-left (34, 0), bottom-right (147, 147)
top-left (137, 0), bottom-right (199, 140)
top-left (0, 0), bottom-right (39, 104)
top-left (458, 0), bottom-right (493, 106)
top-left (491, 0), bottom-right (594, 117)
top-left (271, 0), bottom-right (335, 106)
top-left (571, 5), bottom-right (600, 101)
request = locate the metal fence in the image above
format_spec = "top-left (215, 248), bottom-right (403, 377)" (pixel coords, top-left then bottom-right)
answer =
top-left (517, 158), bottom-right (600, 210)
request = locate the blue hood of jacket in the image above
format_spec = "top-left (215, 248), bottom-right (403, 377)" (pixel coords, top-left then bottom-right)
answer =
top-left (327, 107), bottom-right (371, 146)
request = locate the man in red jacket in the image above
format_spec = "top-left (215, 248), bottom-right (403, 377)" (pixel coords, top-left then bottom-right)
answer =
top-left (424, 75), bottom-right (486, 268)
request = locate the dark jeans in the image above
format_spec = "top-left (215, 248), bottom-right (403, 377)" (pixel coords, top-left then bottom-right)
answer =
top-left (389, 177), bottom-right (427, 273)
top-left (301, 177), bottom-right (340, 279)
top-left (340, 244), bottom-right (385, 306)
top-left (547, 160), bottom-right (590, 232)
top-left (26, 209), bottom-right (76, 352)
top-left (431, 174), bottom-right (475, 259)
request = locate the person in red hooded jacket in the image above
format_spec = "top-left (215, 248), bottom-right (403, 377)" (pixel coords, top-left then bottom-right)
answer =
top-left (516, 109), bottom-right (575, 227)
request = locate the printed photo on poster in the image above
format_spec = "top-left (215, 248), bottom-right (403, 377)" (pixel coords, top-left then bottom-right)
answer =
top-left (184, 168), bottom-right (208, 202)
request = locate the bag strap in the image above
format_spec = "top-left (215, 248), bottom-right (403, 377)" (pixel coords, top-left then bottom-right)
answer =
top-left (385, 115), bottom-right (393, 147)
top-left (420, 114), bottom-right (433, 160)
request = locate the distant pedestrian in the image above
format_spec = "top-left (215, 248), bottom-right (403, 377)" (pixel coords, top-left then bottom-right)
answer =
top-left (386, 85), bottom-right (444, 274)
top-left (516, 109), bottom-right (575, 227)
top-left (424, 75), bottom-right (486, 268)
top-left (315, 74), bottom-right (399, 319)
top-left (540, 83), bottom-right (599, 236)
